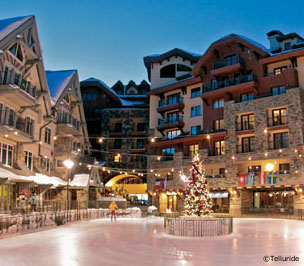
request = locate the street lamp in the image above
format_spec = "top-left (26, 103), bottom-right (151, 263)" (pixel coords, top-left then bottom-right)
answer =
top-left (64, 159), bottom-right (74, 213)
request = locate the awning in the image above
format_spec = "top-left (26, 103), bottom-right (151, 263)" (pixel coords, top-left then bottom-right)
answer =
top-left (209, 191), bottom-right (229, 198)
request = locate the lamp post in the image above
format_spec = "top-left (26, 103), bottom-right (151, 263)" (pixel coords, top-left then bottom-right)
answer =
top-left (64, 159), bottom-right (74, 214)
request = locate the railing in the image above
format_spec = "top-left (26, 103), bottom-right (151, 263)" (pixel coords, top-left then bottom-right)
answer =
top-left (109, 125), bottom-right (123, 133)
top-left (242, 207), bottom-right (294, 215)
top-left (203, 74), bottom-right (257, 93)
top-left (0, 111), bottom-right (34, 136)
top-left (213, 56), bottom-right (244, 70)
top-left (236, 122), bottom-right (254, 131)
top-left (267, 115), bottom-right (288, 127)
top-left (57, 114), bottom-right (80, 130)
top-left (159, 153), bottom-right (174, 161)
top-left (268, 141), bottom-right (289, 150)
top-left (237, 144), bottom-right (255, 153)
top-left (158, 97), bottom-right (183, 108)
top-left (158, 115), bottom-right (183, 126)
top-left (0, 70), bottom-right (36, 98)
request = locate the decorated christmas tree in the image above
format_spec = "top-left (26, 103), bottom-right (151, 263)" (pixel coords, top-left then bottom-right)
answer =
top-left (183, 153), bottom-right (213, 216)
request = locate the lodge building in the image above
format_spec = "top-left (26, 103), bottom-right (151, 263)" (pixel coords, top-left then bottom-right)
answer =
top-left (0, 16), bottom-right (101, 213)
top-left (145, 32), bottom-right (304, 215)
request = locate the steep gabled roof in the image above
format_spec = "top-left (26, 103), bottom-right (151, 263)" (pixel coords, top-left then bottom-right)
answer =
top-left (46, 70), bottom-right (76, 102)
top-left (143, 48), bottom-right (201, 81)
top-left (192, 33), bottom-right (270, 76)
top-left (0, 15), bottom-right (33, 41)
top-left (81, 78), bottom-right (146, 107)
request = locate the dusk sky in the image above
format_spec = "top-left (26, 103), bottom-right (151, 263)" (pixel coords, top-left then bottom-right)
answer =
top-left (1, 0), bottom-right (304, 86)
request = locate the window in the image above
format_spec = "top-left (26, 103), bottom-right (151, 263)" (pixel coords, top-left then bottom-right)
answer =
top-left (167, 112), bottom-right (181, 123)
top-left (25, 117), bottom-right (34, 135)
top-left (9, 43), bottom-right (23, 62)
top-left (191, 87), bottom-right (201, 98)
top-left (214, 141), bottom-right (225, 155)
top-left (56, 159), bottom-right (64, 168)
top-left (211, 79), bottom-right (218, 90)
top-left (189, 144), bottom-right (199, 158)
top-left (136, 123), bottom-right (145, 132)
top-left (72, 142), bottom-right (78, 151)
top-left (191, 106), bottom-right (201, 117)
top-left (167, 129), bottom-right (181, 139)
top-left (24, 151), bottom-right (33, 170)
top-left (272, 108), bottom-right (287, 126)
top-left (274, 66), bottom-right (287, 75)
top-left (136, 139), bottom-right (145, 149)
top-left (241, 137), bottom-right (254, 153)
top-left (160, 64), bottom-right (176, 78)
top-left (272, 86), bottom-right (286, 96)
top-left (114, 122), bottom-right (122, 132)
top-left (114, 139), bottom-right (122, 149)
top-left (0, 143), bottom-right (13, 166)
top-left (213, 99), bottom-right (224, 109)
top-left (219, 168), bottom-right (225, 177)
top-left (240, 114), bottom-right (254, 130)
top-left (82, 93), bottom-right (97, 101)
top-left (279, 163), bottom-right (290, 174)
top-left (44, 128), bottom-right (51, 144)
top-left (284, 42), bottom-right (291, 51)
top-left (167, 93), bottom-right (181, 105)
top-left (44, 157), bottom-right (50, 173)
top-left (241, 92), bottom-right (254, 102)
top-left (114, 154), bottom-right (121, 162)
top-left (225, 54), bottom-right (238, 66)
top-left (162, 148), bottom-right (175, 155)
top-left (248, 165), bottom-right (261, 174)
top-left (213, 119), bottom-right (224, 131)
top-left (177, 64), bottom-right (192, 72)
top-left (191, 126), bottom-right (201, 135)
top-left (273, 132), bottom-right (289, 149)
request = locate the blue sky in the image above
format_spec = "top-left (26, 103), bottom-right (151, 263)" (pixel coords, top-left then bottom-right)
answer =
top-left (1, 0), bottom-right (304, 86)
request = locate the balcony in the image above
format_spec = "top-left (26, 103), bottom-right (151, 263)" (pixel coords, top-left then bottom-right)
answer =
top-left (0, 112), bottom-right (35, 142)
top-left (109, 125), bottom-right (122, 136)
top-left (131, 126), bottom-right (146, 137)
top-left (237, 144), bottom-right (255, 153)
top-left (267, 115), bottom-right (288, 127)
top-left (202, 74), bottom-right (258, 95)
top-left (108, 143), bottom-right (122, 150)
top-left (157, 115), bottom-right (184, 132)
top-left (268, 141), bottom-right (289, 150)
top-left (157, 97), bottom-right (184, 114)
top-left (263, 68), bottom-right (298, 88)
top-left (57, 116), bottom-right (80, 136)
top-left (211, 56), bottom-right (244, 76)
top-left (236, 122), bottom-right (255, 132)
top-left (0, 70), bottom-right (37, 107)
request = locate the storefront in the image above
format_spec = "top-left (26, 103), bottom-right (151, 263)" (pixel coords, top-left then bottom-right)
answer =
top-left (209, 191), bottom-right (230, 213)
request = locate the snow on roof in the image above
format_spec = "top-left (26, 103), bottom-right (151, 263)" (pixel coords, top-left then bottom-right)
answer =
top-left (82, 78), bottom-right (145, 106)
top-left (70, 173), bottom-right (90, 187)
top-left (0, 167), bottom-right (18, 178)
top-left (18, 174), bottom-right (67, 187)
top-left (219, 34), bottom-right (270, 54)
top-left (179, 48), bottom-right (201, 57)
top-left (0, 15), bottom-right (33, 41)
top-left (46, 70), bottom-right (76, 102)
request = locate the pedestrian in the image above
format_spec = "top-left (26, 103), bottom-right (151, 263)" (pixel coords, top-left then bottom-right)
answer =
top-left (28, 192), bottom-right (37, 212)
top-left (17, 190), bottom-right (27, 214)
top-left (109, 201), bottom-right (118, 221)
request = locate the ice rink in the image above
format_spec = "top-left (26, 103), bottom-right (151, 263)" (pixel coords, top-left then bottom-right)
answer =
top-left (0, 217), bottom-right (303, 266)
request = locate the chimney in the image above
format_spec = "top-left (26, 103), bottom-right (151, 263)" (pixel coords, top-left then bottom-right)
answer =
top-left (267, 30), bottom-right (283, 51)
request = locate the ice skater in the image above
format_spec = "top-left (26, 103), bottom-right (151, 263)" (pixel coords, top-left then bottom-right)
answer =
top-left (28, 192), bottom-right (37, 212)
top-left (17, 190), bottom-right (27, 214)
top-left (109, 201), bottom-right (118, 221)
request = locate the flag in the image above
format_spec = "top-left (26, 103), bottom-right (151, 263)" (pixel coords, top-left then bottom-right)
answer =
top-left (246, 172), bottom-right (255, 186)
top-left (259, 172), bottom-right (267, 185)
top-left (268, 171), bottom-right (277, 184)
top-left (154, 178), bottom-right (165, 189)
top-left (163, 177), bottom-right (167, 189)
top-left (238, 173), bottom-right (246, 186)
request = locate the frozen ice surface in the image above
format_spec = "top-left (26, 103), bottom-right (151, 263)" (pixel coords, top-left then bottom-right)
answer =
top-left (0, 217), bottom-right (303, 265)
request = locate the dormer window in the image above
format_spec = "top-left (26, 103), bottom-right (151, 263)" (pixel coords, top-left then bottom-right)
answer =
top-left (284, 42), bottom-right (291, 51)
top-left (9, 43), bottom-right (23, 62)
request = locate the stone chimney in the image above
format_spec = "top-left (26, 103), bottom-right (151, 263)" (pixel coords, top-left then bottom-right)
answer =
top-left (267, 30), bottom-right (284, 51)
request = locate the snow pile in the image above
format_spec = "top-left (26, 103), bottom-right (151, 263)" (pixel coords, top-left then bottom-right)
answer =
top-left (148, 206), bottom-right (158, 214)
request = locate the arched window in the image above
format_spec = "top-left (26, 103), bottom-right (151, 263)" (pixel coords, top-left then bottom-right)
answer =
top-left (160, 64), bottom-right (176, 78)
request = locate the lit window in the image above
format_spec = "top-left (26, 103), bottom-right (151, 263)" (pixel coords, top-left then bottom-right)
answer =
top-left (114, 154), bottom-right (121, 162)
top-left (189, 144), bottom-right (199, 157)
